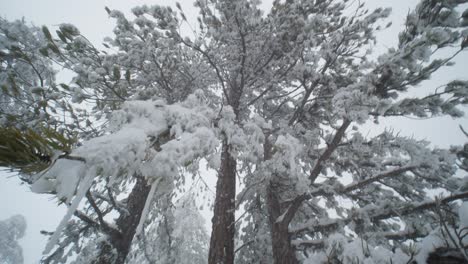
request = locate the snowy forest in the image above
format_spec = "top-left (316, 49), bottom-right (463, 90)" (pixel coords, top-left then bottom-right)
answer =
top-left (1, 0), bottom-right (468, 263)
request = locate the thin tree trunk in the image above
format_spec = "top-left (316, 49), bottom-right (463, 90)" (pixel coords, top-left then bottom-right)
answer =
top-left (208, 138), bottom-right (237, 264)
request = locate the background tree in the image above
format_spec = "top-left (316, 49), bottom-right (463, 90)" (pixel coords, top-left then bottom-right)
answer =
top-left (126, 192), bottom-right (209, 264)
top-left (0, 214), bottom-right (27, 264)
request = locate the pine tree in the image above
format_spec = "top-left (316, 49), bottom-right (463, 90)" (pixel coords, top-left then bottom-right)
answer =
top-left (1, 0), bottom-right (468, 263)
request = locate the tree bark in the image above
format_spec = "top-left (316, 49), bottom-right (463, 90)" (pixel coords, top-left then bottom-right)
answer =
top-left (94, 176), bottom-right (151, 264)
top-left (208, 138), bottom-right (237, 264)
top-left (93, 130), bottom-right (173, 263)
top-left (114, 176), bottom-right (152, 263)
top-left (266, 185), bottom-right (299, 264)
top-left (264, 137), bottom-right (299, 264)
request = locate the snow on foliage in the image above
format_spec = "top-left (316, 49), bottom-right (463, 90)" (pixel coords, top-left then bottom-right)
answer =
top-left (302, 232), bottom-right (411, 264)
top-left (37, 92), bottom-right (217, 254)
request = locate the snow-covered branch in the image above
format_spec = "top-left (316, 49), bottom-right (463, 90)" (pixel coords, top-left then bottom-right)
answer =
top-left (342, 165), bottom-right (419, 193)
top-left (291, 191), bottom-right (468, 235)
top-left (292, 228), bottom-right (426, 249)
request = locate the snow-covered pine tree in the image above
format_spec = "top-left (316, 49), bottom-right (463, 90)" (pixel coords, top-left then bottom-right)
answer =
top-left (1, 0), bottom-right (468, 263)
top-left (0, 18), bottom-right (67, 131)
top-left (0, 12), bottom-right (214, 264)
top-left (167, 0), bottom-right (468, 263)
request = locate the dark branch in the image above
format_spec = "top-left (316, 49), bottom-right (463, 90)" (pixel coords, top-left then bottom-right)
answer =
top-left (85, 191), bottom-right (120, 235)
top-left (309, 119), bottom-right (351, 183)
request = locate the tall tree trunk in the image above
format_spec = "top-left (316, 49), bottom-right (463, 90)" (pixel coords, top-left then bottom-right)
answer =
top-left (264, 137), bottom-right (299, 264)
top-left (266, 185), bottom-right (299, 264)
top-left (94, 176), bottom-right (151, 264)
top-left (208, 138), bottom-right (237, 264)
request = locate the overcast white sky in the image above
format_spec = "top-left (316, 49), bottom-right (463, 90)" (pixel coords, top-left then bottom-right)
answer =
top-left (0, 0), bottom-right (467, 263)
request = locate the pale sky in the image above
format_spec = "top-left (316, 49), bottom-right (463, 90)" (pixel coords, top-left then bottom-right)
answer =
top-left (0, 0), bottom-right (467, 263)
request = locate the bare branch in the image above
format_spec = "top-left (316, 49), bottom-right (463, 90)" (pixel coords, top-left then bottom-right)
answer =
top-left (85, 191), bottom-right (120, 235)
